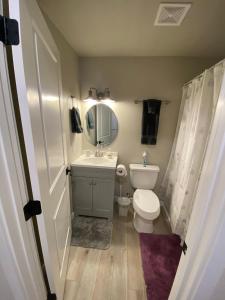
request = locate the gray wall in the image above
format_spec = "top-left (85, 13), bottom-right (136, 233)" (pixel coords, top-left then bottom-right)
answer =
top-left (80, 57), bottom-right (219, 195)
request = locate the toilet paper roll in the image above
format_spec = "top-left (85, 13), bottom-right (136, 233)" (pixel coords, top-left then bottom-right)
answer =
top-left (116, 164), bottom-right (127, 177)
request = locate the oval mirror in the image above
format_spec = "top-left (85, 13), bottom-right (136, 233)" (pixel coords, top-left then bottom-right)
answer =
top-left (85, 104), bottom-right (118, 146)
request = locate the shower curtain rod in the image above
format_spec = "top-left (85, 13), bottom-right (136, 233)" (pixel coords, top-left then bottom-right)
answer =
top-left (183, 73), bottom-right (204, 87)
top-left (134, 99), bottom-right (170, 105)
top-left (183, 58), bottom-right (225, 87)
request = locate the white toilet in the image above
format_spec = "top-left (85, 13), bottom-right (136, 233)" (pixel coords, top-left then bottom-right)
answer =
top-left (129, 164), bottom-right (160, 233)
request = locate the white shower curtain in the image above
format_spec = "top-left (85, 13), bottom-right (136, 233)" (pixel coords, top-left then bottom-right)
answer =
top-left (160, 61), bottom-right (225, 240)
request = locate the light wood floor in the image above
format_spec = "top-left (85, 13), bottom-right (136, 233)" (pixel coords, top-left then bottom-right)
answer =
top-left (64, 207), bottom-right (171, 300)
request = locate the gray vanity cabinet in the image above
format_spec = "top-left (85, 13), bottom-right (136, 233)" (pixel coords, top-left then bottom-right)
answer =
top-left (72, 177), bottom-right (93, 213)
top-left (71, 166), bottom-right (115, 219)
top-left (92, 178), bottom-right (114, 216)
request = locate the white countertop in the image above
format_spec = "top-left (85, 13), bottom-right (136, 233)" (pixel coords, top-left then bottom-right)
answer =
top-left (71, 152), bottom-right (118, 169)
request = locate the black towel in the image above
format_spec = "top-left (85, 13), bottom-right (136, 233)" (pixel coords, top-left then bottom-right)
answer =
top-left (70, 107), bottom-right (83, 133)
top-left (141, 99), bottom-right (161, 145)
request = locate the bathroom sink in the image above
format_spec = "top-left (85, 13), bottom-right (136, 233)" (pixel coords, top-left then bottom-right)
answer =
top-left (72, 153), bottom-right (118, 169)
top-left (80, 157), bottom-right (112, 164)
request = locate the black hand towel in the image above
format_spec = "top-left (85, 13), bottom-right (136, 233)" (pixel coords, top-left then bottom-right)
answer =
top-left (70, 107), bottom-right (83, 133)
top-left (141, 99), bottom-right (161, 145)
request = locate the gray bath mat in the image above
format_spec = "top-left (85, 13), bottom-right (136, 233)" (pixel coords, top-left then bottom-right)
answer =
top-left (71, 216), bottom-right (113, 250)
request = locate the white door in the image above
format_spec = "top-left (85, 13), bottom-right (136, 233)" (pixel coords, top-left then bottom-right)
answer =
top-left (9, 0), bottom-right (71, 299)
top-left (97, 104), bottom-right (112, 145)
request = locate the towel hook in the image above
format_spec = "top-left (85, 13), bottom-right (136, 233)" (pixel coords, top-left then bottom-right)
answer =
top-left (71, 95), bottom-right (75, 108)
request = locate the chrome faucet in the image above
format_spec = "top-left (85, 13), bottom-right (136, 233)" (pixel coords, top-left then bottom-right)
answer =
top-left (95, 141), bottom-right (104, 157)
top-left (142, 151), bottom-right (148, 167)
top-left (143, 157), bottom-right (147, 167)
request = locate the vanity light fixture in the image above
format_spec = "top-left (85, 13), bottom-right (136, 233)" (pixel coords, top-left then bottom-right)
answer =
top-left (101, 88), bottom-right (115, 103)
top-left (83, 87), bottom-right (115, 102)
top-left (83, 88), bottom-right (97, 102)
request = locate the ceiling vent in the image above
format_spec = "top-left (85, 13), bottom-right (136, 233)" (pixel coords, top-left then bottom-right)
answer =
top-left (154, 3), bottom-right (191, 26)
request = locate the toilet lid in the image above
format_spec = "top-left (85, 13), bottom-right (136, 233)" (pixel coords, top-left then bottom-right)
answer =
top-left (133, 189), bottom-right (160, 220)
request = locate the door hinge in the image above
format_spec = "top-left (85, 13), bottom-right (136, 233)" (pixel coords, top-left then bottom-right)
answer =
top-left (47, 292), bottom-right (57, 300)
top-left (66, 167), bottom-right (71, 176)
top-left (0, 15), bottom-right (19, 45)
top-left (23, 200), bottom-right (42, 221)
top-left (182, 241), bottom-right (188, 255)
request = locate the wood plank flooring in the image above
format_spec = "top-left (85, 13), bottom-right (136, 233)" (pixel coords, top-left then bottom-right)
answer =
top-left (64, 207), bottom-right (171, 300)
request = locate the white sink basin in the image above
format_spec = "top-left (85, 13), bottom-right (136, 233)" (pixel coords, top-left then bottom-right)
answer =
top-left (72, 153), bottom-right (118, 169)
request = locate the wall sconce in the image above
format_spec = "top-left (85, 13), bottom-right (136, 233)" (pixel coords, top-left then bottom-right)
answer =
top-left (83, 88), bottom-right (115, 102)
top-left (83, 88), bottom-right (96, 102)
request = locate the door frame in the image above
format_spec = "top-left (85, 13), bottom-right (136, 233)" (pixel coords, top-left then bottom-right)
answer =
top-left (0, 2), bottom-right (46, 299)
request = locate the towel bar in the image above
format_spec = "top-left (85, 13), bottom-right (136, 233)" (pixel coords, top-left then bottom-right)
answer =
top-left (134, 99), bottom-right (170, 105)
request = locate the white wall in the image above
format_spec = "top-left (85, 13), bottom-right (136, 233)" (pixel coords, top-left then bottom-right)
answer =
top-left (43, 14), bottom-right (82, 163)
top-left (80, 57), bottom-right (219, 195)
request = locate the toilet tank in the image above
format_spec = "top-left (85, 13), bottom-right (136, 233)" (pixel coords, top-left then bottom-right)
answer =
top-left (129, 164), bottom-right (160, 190)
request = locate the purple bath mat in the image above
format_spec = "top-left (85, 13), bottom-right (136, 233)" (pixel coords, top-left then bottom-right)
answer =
top-left (139, 233), bottom-right (182, 300)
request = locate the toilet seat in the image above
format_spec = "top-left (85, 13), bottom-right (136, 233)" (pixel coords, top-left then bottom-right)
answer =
top-left (133, 189), bottom-right (160, 220)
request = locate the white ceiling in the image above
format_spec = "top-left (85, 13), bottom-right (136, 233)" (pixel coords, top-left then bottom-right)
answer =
top-left (38, 0), bottom-right (225, 57)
